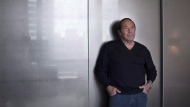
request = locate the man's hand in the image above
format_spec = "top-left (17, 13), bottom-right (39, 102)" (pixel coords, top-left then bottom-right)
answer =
top-left (106, 85), bottom-right (121, 96)
top-left (139, 80), bottom-right (152, 94)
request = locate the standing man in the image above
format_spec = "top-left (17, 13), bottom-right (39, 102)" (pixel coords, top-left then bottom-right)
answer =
top-left (96, 18), bottom-right (157, 107)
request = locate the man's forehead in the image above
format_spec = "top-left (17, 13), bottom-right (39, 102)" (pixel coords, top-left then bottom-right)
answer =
top-left (122, 24), bottom-right (134, 26)
top-left (121, 20), bottom-right (135, 26)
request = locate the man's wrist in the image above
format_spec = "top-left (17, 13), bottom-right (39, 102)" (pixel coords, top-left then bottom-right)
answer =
top-left (106, 85), bottom-right (112, 89)
top-left (147, 80), bottom-right (153, 88)
top-left (147, 80), bottom-right (152, 84)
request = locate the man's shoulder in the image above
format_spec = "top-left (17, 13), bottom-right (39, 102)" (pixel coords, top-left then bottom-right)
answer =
top-left (103, 39), bottom-right (120, 47)
top-left (99, 39), bottom-right (121, 53)
top-left (135, 41), bottom-right (149, 52)
top-left (107, 39), bottom-right (121, 45)
top-left (135, 41), bottom-right (147, 48)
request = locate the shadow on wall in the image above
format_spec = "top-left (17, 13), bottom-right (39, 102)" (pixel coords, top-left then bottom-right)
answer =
top-left (110, 20), bottom-right (120, 40)
top-left (93, 20), bottom-right (120, 107)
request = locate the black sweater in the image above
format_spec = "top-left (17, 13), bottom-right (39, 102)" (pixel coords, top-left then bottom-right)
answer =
top-left (96, 39), bottom-right (157, 94)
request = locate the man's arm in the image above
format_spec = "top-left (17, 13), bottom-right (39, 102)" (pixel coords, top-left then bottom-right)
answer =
top-left (95, 43), bottom-right (121, 96)
top-left (139, 48), bottom-right (157, 94)
top-left (95, 43), bottom-right (110, 88)
top-left (144, 49), bottom-right (157, 83)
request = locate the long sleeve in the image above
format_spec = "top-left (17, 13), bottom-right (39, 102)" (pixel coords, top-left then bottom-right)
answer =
top-left (144, 48), bottom-right (157, 83)
top-left (95, 43), bottom-right (110, 88)
top-left (96, 40), bottom-right (157, 94)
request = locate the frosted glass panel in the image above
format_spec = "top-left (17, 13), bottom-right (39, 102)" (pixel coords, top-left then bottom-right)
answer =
top-left (0, 0), bottom-right (88, 107)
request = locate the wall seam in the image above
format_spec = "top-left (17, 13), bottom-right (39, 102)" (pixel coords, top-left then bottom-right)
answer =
top-left (160, 0), bottom-right (164, 107)
top-left (87, 0), bottom-right (90, 107)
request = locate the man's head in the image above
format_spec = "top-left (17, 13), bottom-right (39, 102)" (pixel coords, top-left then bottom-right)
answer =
top-left (118, 18), bottom-right (136, 42)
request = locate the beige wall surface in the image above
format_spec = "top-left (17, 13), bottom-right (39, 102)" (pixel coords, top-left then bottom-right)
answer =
top-left (163, 0), bottom-right (190, 107)
top-left (89, 0), bottom-right (160, 107)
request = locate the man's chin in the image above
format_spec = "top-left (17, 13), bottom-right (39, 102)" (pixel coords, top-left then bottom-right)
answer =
top-left (123, 39), bottom-right (134, 42)
top-left (126, 37), bottom-right (134, 41)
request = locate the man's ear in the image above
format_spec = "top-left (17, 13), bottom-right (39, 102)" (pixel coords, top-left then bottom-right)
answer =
top-left (117, 30), bottom-right (121, 37)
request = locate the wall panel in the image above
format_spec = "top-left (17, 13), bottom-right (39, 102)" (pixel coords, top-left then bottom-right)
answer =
top-left (0, 0), bottom-right (163, 107)
top-left (0, 0), bottom-right (88, 107)
top-left (89, 0), bottom-right (160, 107)
top-left (163, 0), bottom-right (190, 106)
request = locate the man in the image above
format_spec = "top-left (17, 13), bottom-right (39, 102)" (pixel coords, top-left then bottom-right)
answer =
top-left (96, 18), bottom-right (157, 107)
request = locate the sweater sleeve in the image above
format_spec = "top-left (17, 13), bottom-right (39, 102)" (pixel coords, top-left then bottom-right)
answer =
top-left (95, 43), bottom-right (110, 88)
top-left (144, 48), bottom-right (157, 83)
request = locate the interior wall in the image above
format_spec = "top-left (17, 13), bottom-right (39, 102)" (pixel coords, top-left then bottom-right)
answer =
top-left (2, 0), bottom-right (190, 107)
top-left (163, 0), bottom-right (190, 106)
top-left (89, 0), bottom-right (160, 107)
top-left (0, 0), bottom-right (88, 107)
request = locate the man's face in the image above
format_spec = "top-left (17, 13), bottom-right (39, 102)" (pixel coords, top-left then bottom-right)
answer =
top-left (118, 20), bottom-right (136, 42)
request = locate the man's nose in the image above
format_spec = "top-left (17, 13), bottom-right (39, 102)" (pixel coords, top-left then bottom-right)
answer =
top-left (128, 28), bottom-right (132, 32)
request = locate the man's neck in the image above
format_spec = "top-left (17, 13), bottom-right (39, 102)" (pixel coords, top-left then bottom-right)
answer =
top-left (121, 39), bottom-right (134, 46)
top-left (121, 39), bottom-right (135, 50)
